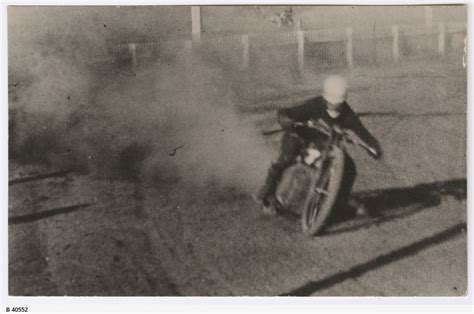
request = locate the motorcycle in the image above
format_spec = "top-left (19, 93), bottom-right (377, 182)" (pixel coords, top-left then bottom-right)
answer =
top-left (273, 119), bottom-right (378, 237)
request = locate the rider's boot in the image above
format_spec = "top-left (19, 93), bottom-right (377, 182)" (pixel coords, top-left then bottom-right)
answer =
top-left (262, 197), bottom-right (278, 216)
top-left (256, 165), bottom-right (279, 202)
top-left (256, 165), bottom-right (281, 215)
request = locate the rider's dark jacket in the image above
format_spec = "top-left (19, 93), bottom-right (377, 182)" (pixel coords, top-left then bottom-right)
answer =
top-left (277, 96), bottom-right (382, 157)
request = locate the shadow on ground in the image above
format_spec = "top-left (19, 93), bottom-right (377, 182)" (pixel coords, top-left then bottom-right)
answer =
top-left (324, 178), bottom-right (466, 235)
top-left (280, 222), bottom-right (466, 296)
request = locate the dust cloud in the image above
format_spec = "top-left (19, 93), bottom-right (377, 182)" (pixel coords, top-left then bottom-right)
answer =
top-left (8, 6), bottom-right (279, 194)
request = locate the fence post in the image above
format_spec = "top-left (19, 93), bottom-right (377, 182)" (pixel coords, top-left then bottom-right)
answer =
top-left (295, 18), bottom-right (303, 31)
top-left (297, 30), bottom-right (305, 74)
top-left (438, 22), bottom-right (446, 56)
top-left (392, 25), bottom-right (400, 61)
top-left (241, 34), bottom-right (249, 69)
top-left (191, 6), bottom-right (202, 44)
top-left (425, 7), bottom-right (433, 29)
top-left (128, 43), bottom-right (137, 70)
top-left (346, 27), bottom-right (353, 67)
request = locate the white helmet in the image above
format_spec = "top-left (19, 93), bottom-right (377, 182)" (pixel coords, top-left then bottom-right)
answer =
top-left (323, 75), bottom-right (348, 105)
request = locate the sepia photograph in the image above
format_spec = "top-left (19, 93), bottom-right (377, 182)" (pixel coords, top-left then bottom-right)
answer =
top-left (7, 4), bottom-right (467, 298)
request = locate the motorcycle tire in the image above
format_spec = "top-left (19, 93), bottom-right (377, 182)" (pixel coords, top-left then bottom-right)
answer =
top-left (275, 163), bottom-right (312, 211)
top-left (301, 147), bottom-right (345, 237)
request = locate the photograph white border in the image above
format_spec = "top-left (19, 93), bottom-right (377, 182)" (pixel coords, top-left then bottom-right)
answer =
top-left (1, 1), bottom-right (472, 313)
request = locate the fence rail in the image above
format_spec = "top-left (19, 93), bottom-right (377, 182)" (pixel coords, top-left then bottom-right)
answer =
top-left (400, 24), bottom-right (439, 36)
top-left (107, 21), bottom-right (466, 71)
top-left (306, 28), bottom-right (347, 42)
top-left (252, 31), bottom-right (298, 46)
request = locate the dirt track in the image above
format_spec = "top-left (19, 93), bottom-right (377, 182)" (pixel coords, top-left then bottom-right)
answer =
top-left (8, 61), bottom-right (467, 296)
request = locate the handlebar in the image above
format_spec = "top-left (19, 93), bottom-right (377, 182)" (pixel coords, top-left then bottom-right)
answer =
top-left (293, 120), bottom-right (331, 136)
top-left (293, 120), bottom-right (378, 157)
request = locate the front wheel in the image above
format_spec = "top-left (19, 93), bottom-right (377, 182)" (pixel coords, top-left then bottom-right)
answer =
top-left (301, 147), bottom-right (345, 237)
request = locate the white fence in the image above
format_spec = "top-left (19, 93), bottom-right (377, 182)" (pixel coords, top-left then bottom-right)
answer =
top-left (109, 22), bottom-right (466, 71)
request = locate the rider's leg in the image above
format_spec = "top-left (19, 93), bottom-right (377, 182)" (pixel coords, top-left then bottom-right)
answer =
top-left (257, 131), bottom-right (303, 206)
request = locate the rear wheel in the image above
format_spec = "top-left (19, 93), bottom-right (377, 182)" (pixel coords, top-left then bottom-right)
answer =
top-left (301, 147), bottom-right (345, 237)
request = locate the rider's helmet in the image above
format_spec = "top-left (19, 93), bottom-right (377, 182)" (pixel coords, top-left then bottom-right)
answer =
top-left (322, 75), bottom-right (348, 112)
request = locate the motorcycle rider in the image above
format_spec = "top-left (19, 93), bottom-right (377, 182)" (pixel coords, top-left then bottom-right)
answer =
top-left (257, 75), bottom-right (383, 215)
